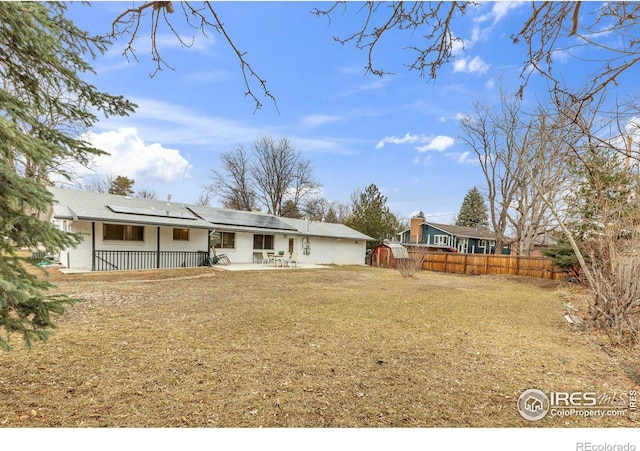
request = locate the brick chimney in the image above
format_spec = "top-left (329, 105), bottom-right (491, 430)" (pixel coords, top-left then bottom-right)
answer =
top-left (410, 217), bottom-right (423, 243)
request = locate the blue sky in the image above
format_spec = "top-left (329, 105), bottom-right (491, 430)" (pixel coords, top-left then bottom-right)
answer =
top-left (63, 1), bottom-right (634, 224)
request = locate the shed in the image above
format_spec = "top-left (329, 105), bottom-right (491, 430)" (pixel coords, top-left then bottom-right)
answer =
top-left (371, 242), bottom-right (410, 268)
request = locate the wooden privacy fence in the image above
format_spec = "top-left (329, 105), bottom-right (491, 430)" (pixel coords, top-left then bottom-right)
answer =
top-left (407, 251), bottom-right (568, 280)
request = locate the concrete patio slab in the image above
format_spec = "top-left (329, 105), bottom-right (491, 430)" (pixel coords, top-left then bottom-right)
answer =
top-left (211, 263), bottom-right (331, 271)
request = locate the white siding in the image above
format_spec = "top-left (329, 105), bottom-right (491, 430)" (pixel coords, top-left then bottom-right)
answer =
top-left (60, 220), bottom-right (209, 270)
top-left (292, 236), bottom-right (366, 265)
top-left (215, 232), bottom-right (255, 264)
top-left (56, 219), bottom-right (367, 269)
top-left (159, 227), bottom-right (209, 252)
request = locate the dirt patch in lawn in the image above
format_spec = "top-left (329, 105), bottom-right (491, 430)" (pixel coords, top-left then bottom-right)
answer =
top-left (1, 266), bottom-right (638, 427)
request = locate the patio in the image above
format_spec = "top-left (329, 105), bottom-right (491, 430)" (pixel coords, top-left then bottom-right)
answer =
top-left (210, 262), bottom-right (331, 271)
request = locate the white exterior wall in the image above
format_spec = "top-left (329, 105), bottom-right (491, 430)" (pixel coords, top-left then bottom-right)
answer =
top-left (333, 239), bottom-right (367, 265)
top-left (217, 232), bottom-right (367, 265)
top-left (215, 231), bottom-right (256, 264)
top-left (293, 236), bottom-right (367, 265)
top-left (55, 219), bottom-right (367, 269)
top-left (58, 220), bottom-right (93, 270)
top-left (57, 220), bottom-right (209, 270)
top-left (157, 227), bottom-right (209, 252)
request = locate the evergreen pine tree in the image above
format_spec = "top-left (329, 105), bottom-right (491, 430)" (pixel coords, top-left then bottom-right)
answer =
top-left (455, 187), bottom-right (489, 229)
top-left (108, 176), bottom-right (136, 196)
top-left (345, 184), bottom-right (398, 248)
top-left (0, 2), bottom-right (135, 349)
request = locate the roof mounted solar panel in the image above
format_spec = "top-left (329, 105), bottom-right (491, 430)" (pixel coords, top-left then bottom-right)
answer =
top-left (188, 206), bottom-right (297, 231)
top-left (107, 205), bottom-right (196, 220)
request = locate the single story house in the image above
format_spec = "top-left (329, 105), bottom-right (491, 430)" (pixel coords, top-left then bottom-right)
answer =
top-left (43, 187), bottom-right (374, 271)
top-left (278, 217), bottom-right (372, 266)
top-left (399, 217), bottom-right (509, 254)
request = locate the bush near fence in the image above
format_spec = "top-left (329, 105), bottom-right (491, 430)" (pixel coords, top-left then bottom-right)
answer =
top-left (406, 251), bottom-right (568, 280)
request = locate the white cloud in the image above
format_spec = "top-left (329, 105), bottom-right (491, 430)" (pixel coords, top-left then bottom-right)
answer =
top-left (94, 97), bottom-right (265, 149)
top-left (336, 78), bottom-right (393, 97)
top-left (416, 135), bottom-right (456, 152)
top-left (413, 155), bottom-right (432, 166)
top-left (301, 114), bottom-right (343, 128)
top-left (81, 127), bottom-right (193, 183)
top-left (445, 151), bottom-right (477, 165)
top-left (490, 2), bottom-right (522, 23)
top-left (475, 2), bottom-right (523, 24)
top-left (378, 133), bottom-right (455, 153)
top-left (438, 112), bottom-right (467, 123)
top-left (376, 132), bottom-right (422, 149)
top-left (453, 56), bottom-right (490, 75)
top-left (153, 33), bottom-right (216, 54)
top-left (465, 3), bottom-right (524, 51)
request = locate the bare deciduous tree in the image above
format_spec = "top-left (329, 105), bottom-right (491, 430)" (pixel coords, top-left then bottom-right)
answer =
top-left (459, 89), bottom-right (570, 255)
top-left (303, 196), bottom-right (333, 222)
top-left (313, 2), bottom-right (640, 114)
top-left (523, 92), bottom-right (640, 346)
top-left (136, 188), bottom-right (157, 199)
top-left (106, 2), bottom-right (640, 117)
top-left (510, 104), bottom-right (575, 255)
top-left (195, 190), bottom-right (212, 207)
top-left (290, 159), bottom-right (320, 209)
top-left (206, 136), bottom-right (319, 215)
top-left (459, 98), bottom-right (517, 253)
top-left (250, 136), bottom-right (318, 216)
top-left (109, 1), bottom-right (276, 112)
top-left (83, 174), bottom-right (114, 193)
top-left (206, 146), bottom-right (257, 211)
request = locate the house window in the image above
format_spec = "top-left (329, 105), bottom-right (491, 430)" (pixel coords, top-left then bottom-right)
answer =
top-left (173, 228), bottom-right (189, 241)
top-left (253, 234), bottom-right (274, 250)
top-left (103, 224), bottom-right (144, 241)
top-left (212, 231), bottom-right (235, 249)
top-left (434, 235), bottom-right (449, 246)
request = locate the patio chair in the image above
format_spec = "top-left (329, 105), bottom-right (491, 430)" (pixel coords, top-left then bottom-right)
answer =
top-left (289, 252), bottom-right (298, 268)
top-left (261, 250), bottom-right (274, 265)
top-left (217, 254), bottom-right (231, 265)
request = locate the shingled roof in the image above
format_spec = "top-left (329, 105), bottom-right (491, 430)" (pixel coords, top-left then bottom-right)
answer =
top-left (48, 187), bottom-right (374, 240)
top-left (425, 222), bottom-right (498, 240)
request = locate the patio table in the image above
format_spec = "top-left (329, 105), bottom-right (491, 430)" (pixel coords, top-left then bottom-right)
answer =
top-left (267, 253), bottom-right (288, 267)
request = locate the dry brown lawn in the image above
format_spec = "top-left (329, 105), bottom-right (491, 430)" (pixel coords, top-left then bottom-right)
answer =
top-left (1, 265), bottom-right (638, 428)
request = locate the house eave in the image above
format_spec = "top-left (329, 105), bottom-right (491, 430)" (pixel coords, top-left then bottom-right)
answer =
top-left (52, 214), bottom-right (213, 230)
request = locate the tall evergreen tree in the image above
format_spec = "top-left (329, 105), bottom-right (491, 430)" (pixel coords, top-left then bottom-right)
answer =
top-left (345, 184), bottom-right (398, 248)
top-left (0, 2), bottom-right (135, 349)
top-left (108, 175), bottom-right (135, 196)
top-left (455, 187), bottom-right (489, 229)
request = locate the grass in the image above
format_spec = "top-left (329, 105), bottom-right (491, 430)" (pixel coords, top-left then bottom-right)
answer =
top-left (0, 265), bottom-right (638, 427)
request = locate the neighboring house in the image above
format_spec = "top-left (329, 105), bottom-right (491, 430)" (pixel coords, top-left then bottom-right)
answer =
top-left (509, 234), bottom-right (558, 257)
top-left (398, 217), bottom-right (508, 254)
top-left (43, 187), bottom-right (374, 271)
